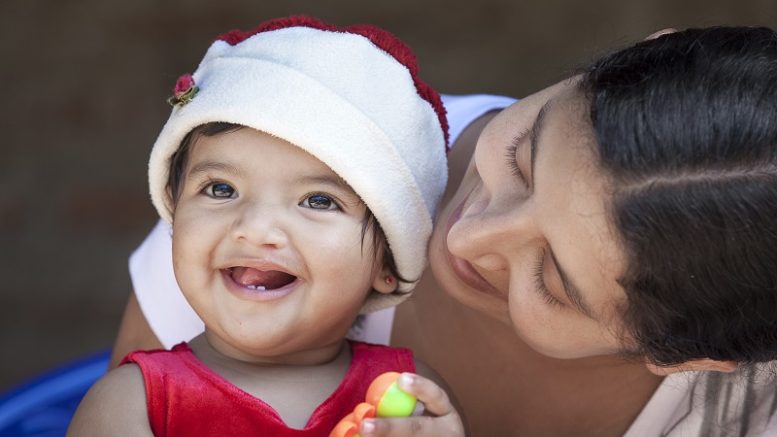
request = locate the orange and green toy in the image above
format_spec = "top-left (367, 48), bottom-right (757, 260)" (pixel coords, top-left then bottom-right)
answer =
top-left (330, 372), bottom-right (417, 437)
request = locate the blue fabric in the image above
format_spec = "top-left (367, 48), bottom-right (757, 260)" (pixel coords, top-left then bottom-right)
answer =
top-left (0, 350), bottom-right (109, 437)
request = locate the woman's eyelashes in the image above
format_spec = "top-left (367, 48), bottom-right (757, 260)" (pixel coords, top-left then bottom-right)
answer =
top-left (533, 249), bottom-right (564, 308)
top-left (507, 129), bottom-right (561, 309)
top-left (505, 129), bottom-right (530, 188)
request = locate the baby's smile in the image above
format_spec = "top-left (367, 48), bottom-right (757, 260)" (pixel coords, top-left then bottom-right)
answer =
top-left (217, 258), bottom-right (304, 302)
top-left (227, 266), bottom-right (297, 291)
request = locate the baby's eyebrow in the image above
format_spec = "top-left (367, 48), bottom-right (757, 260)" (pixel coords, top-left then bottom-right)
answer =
top-left (294, 175), bottom-right (353, 192)
top-left (187, 161), bottom-right (244, 178)
top-left (295, 174), bottom-right (364, 206)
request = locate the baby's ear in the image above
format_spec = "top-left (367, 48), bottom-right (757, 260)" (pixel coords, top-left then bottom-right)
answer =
top-left (372, 270), bottom-right (398, 295)
top-left (645, 358), bottom-right (737, 376)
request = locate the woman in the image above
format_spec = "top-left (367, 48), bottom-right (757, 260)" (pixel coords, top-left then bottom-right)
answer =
top-left (113, 27), bottom-right (777, 435)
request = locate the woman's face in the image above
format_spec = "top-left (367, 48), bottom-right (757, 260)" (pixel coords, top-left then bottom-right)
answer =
top-left (429, 82), bottom-right (630, 359)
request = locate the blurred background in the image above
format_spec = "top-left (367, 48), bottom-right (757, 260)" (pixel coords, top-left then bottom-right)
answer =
top-left (1, 0), bottom-right (776, 392)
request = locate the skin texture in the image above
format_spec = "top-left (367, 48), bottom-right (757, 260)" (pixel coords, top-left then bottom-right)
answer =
top-left (109, 76), bottom-right (735, 435)
top-left (374, 78), bottom-right (738, 436)
top-left (435, 86), bottom-right (628, 358)
top-left (170, 128), bottom-right (391, 365)
top-left (72, 129), bottom-right (462, 435)
top-left (391, 80), bottom-right (667, 436)
top-left (67, 365), bottom-right (152, 436)
top-left (108, 84), bottom-right (660, 436)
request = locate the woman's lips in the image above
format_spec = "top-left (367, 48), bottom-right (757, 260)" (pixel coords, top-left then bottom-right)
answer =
top-left (444, 197), bottom-right (506, 301)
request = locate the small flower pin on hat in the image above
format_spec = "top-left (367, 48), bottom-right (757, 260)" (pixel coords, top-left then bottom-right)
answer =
top-left (167, 73), bottom-right (199, 107)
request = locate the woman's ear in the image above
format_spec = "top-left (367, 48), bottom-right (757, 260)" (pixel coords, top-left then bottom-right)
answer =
top-left (645, 358), bottom-right (737, 376)
top-left (372, 269), bottom-right (398, 295)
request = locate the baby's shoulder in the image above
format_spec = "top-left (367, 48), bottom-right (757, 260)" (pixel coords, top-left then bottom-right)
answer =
top-left (94, 362), bottom-right (146, 390)
top-left (67, 364), bottom-right (151, 436)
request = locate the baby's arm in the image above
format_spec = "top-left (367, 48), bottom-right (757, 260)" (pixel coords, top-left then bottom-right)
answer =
top-left (358, 359), bottom-right (466, 436)
top-left (67, 364), bottom-right (153, 436)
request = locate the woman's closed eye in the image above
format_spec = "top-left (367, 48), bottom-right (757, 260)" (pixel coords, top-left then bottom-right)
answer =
top-left (203, 181), bottom-right (237, 199)
top-left (534, 249), bottom-right (564, 308)
top-left (505, 128), bottom-right (530, 188)
top-left (300, 193), bottom-right (340, 211)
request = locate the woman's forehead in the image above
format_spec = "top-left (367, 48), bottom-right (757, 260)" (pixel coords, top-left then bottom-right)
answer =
top-left (535, 89), bottom-right (628, 319)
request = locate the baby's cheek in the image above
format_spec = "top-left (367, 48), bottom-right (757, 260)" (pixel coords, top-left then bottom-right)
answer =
top-left (320, 236), bottom-right (377, 283)
top-left (171, 215), bottom-right (215, 274)
top-left (326, 244), bottom-right (366, 277)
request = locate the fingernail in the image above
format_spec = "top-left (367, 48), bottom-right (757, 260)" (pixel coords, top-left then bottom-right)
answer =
top-left (399, 373), bottom-right (415, 388)
top-left (361, 419), bottom-right (375, 434)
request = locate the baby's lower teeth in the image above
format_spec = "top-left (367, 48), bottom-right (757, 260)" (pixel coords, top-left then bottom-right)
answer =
top-left (246, 284), bottom-right (267, 291)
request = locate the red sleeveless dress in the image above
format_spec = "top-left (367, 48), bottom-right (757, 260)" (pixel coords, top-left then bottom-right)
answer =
top-left (121, 341), bottom-right (415, 436)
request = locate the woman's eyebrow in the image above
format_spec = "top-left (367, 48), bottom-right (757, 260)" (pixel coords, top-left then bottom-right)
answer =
top-left (529, 102), bottom-right (549, 188)
top-left (549, 249), bottom-right (596, 319)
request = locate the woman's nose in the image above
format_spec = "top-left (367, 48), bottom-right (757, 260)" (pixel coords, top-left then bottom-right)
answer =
top-left (447, 192), bottom-right (538, 271)
top-left (229, 201), bottom-right (289, 248)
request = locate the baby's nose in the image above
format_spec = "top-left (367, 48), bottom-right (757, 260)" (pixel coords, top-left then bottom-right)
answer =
top-left (230, 202), bottom-right (289, 248)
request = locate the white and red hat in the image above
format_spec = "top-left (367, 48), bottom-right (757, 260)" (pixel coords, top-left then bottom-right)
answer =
top-left (148, 16), bottom-right (448, 313)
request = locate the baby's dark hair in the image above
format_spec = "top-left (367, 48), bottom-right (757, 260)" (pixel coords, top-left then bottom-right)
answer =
top-left (166, 122), bottom-right (407, 286)
top-left (580, 27), bottom-right (777, 366)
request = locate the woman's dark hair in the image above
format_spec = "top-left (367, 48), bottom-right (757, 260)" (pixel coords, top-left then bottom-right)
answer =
top-left (580, 27), bottom-right (777, 366)
top-left (166, 122), bottom-right (408, 287)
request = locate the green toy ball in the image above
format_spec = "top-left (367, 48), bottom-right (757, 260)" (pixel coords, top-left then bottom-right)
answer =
top-left (367, 372), bottom-right (417, 417)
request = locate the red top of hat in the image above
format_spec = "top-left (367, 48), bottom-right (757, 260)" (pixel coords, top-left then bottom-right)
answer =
top-left (217, 16), bottom-right (450, 149)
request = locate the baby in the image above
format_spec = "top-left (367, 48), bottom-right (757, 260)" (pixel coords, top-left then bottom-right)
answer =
top-left (68, 16), bottom-right (463, 436)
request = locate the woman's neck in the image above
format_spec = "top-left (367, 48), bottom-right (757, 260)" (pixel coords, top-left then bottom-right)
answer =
top-left (393, 272), bottom-right (664, 436)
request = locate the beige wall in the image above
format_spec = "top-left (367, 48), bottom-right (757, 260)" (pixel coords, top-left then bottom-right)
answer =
top-left (1, 0), bottom-right (776, 390)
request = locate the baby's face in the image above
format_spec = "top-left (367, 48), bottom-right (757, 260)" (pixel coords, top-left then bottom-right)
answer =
top-left (171, 127), bottom-right (385, 363)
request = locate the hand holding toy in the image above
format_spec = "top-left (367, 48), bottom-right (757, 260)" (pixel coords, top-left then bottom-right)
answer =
top-left (330, 372), bottom-right (417, 437)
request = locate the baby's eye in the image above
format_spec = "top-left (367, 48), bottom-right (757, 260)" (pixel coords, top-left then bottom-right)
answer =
top-left (205, 182), bottom-right (236, 198)
top-left (301, 194), bottom-right (339, 211)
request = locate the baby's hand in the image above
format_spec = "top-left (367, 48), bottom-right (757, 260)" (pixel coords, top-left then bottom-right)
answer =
top-left (358, 373), bottom-right (465, 437)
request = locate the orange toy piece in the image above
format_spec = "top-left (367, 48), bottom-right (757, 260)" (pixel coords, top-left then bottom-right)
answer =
top-left (329, 372), bottom-right (417, 437)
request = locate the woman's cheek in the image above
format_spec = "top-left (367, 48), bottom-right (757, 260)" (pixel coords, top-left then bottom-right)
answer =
top-left (507, 288), bottom-right (557, 351)
top-left (507, 289), bottom-right (601, 358)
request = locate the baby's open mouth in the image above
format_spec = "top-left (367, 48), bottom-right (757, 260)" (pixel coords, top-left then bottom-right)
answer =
top-left (228, 267), bottom-right (297, 291)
